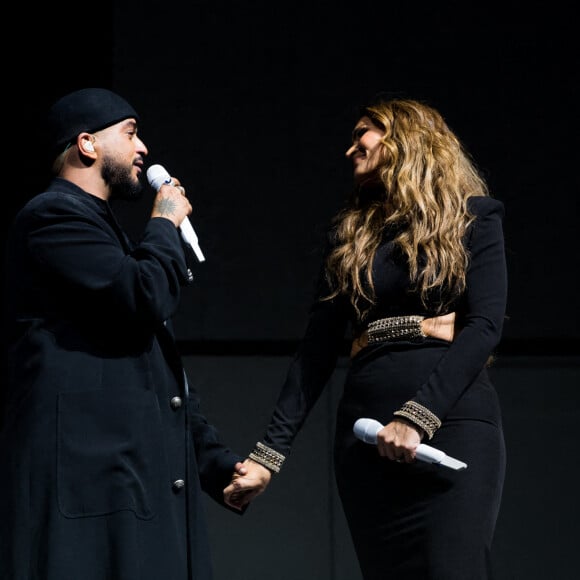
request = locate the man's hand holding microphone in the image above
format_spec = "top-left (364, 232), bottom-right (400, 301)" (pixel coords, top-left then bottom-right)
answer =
top-left (150, 174), bottom-right (192, 229)
top-left (147, 164), bottom-right (205, 262)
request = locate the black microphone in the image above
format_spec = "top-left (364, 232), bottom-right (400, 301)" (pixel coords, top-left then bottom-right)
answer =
top-left (146, 164), bottom-right (206, 263)
top-left (353, 418), bottom-right (467, 470)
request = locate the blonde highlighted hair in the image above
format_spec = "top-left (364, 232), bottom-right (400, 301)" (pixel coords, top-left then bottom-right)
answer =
top-left (324, 98), bottom-right (489, 320)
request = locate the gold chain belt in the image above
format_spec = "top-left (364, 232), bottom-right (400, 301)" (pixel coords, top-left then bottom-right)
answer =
top-left (350, 315), bottom-right (426, 358)
top-left (366, 315), bottom-right (426, 343)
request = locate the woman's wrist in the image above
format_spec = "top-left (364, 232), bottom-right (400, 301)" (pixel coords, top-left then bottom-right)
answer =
top-left (248, 442), bottom-right (286, 473)
top-left (393, 401), bottom-right (441, 440)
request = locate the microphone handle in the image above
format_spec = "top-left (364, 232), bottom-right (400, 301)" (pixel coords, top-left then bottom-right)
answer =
top-left (353, 418), bottom-right (467, 470)
top-left (148, 166), bottom-right (205, 263)
top-left (179, 217), bottom-right (205, 262)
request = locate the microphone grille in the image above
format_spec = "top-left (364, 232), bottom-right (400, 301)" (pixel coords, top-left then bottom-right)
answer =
top-left (353, 418), bottom-right (383, 445)
top-left (146, 164), bottom-right (171, 190)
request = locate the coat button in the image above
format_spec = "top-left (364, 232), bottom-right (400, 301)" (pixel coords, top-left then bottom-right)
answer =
top-left (187, 269), bottom-right (194, 282)
top-left (170, 396), bottom-right (182, 410)
top-left (172, 479), bottom-right (185, 492)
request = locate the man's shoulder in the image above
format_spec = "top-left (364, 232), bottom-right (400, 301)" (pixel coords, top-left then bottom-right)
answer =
top-left (19, 181), bottom-right (101, 218)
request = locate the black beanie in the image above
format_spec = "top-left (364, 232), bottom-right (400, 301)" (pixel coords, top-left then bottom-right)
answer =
top-left (47, 87), bottom-right (139, 153)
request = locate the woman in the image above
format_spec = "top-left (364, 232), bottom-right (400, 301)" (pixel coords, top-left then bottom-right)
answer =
top-left (226, 96), bottom-right (507, 579)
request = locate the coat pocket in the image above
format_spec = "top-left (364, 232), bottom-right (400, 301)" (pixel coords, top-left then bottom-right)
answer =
top-left (57, 388), bottom-right (163, 519)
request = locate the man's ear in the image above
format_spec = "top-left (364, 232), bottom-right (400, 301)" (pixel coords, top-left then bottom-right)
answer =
top-left (79, 134), bottom-right (96, 155)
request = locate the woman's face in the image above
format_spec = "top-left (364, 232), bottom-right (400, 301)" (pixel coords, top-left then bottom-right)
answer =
top-left (345, 115), bottom-right (385, 183)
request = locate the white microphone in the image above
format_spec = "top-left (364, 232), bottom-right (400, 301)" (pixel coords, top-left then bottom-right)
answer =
top-left (146, 164), bottom-right (206, 263)
top-left (353, 417), bottom-right (467, 471)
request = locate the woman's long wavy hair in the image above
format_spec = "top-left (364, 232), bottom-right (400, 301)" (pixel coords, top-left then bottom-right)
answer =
top-left (324, 98), bottom-right (489, 321)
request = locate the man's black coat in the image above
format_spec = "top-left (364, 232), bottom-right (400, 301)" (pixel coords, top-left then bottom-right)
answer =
top-left (0, 178), bottom-right (242, 580)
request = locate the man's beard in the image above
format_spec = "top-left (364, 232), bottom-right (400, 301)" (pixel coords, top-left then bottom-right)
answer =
top-left (102, 156), bottom-right (144, 201)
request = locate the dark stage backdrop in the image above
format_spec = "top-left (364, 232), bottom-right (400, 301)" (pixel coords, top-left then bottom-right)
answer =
top-left (5, 0), bottom-right (579, 350)
top-left (109, 1), bottom-right (579, 348)
top-left (3, 2), bottom-right (579, 580)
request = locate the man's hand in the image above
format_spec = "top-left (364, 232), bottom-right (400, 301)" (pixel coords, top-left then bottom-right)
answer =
top-left (223, 459), bottom-right (272, 510)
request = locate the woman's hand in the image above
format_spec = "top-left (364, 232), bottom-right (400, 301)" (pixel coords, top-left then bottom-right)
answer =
top-left (375, 419), bottom-right (424, 463)
top-left (223, 459), bottom-right (272, 510)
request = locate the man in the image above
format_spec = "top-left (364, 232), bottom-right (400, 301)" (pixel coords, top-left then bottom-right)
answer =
top-left (0, 87), bottom-right (262, 580)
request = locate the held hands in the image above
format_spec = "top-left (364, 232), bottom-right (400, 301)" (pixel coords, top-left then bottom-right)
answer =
top-left (150, 177), bottom-right (192, 228)
top-left (223, 459), bottom-right (272, 511)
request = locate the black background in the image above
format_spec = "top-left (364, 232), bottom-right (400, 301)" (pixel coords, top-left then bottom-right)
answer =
top-left (3, 2), bottom-right (579, 578)
top-left (4, 0), bottom-right (579, 350)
